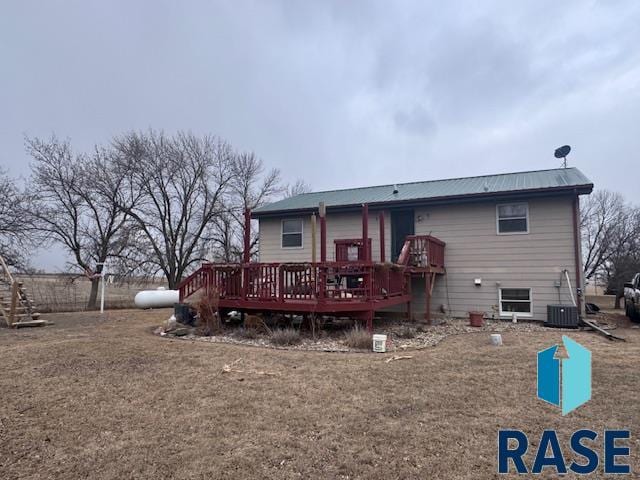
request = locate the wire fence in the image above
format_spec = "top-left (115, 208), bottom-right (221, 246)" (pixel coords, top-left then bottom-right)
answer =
top-left (16, 274), bottom-right (167, 313)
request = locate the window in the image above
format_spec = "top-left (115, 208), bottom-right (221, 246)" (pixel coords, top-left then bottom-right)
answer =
top-left (499, 288), bottom-right (532, 317)
top-left (497, 203), bottom-right (529, 234)
top-left (281, 219), bottom-right (303, 248)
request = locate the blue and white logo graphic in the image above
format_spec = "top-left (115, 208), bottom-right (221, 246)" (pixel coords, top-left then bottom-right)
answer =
top-left (537, 336), bottom-right (591, 415)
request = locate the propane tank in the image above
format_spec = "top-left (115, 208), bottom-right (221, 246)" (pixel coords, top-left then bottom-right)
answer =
top-left (134, 288), bottom-right (180, 309)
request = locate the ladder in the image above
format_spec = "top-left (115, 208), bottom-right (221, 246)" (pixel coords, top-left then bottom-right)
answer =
top-left (0, 254), bottom-right (45, 328)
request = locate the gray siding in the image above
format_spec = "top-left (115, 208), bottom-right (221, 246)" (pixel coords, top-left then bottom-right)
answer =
top-left (258, 211), bottom-right (391, 263)
top-left (257, 195), bottom-right (582, 322)
top-left (411, 196), bottom-right (579, 321)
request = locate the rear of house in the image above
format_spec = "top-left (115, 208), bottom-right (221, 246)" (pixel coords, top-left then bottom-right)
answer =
top-left (254, 167), bottom-right (593, 322)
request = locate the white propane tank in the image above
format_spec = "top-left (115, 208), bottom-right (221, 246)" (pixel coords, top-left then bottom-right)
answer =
top-left (134, 288), bottom-right (180, 309)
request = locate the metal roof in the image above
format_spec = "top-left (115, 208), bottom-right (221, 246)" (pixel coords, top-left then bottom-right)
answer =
top-left (254, 167), bottom-right (593, 216)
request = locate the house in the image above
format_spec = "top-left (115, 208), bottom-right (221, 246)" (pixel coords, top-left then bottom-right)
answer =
top-left (250, 167), bottom-right (593, 323)
top-left (178, 167), bottom-right (592, 326)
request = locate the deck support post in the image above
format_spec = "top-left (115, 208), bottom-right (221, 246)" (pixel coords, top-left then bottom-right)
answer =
top-left (243, 209), bottom-right (251, 263)
top-left (406, 275), bottom-right (413, 321)
top-left (424, 273), bottom-right (431, 324)
top-left (243, 208), bottom-right (251, 300)
top-left (379, 211), bottom-right (385, 263)
top-left (319, 203), bottom-right (327, 263)
top-left (311, 213), bottom-right (317, 263)
top-left (362, 204), bottom-right (369, 261)
top-left (365, 310), bottom-right (373, 333)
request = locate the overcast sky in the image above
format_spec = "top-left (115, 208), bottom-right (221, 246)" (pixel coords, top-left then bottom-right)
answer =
top-left (2, 0), bottom-right (639, 269)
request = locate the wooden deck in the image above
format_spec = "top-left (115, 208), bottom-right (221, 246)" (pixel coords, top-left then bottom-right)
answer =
top-left (178, 235), bottom-right (446, 328)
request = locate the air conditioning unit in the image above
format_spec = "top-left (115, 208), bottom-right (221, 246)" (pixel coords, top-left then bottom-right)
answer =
top-left (546, 305), bottom-right (579, 328)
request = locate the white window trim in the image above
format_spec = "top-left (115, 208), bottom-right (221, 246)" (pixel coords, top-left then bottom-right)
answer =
top-left (281, 218), bottom-right (304, 249)
top-left (496, 202), bottom-right (530, 235)
top-left (499, 287), bottom-right (533, 318)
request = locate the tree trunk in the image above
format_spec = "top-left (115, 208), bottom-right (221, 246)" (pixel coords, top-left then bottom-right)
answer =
top-left (614, 293), bottom-right (623, 310)
top-left (86, 263), bottom-right (104, 310)
top-left (87, 277), bottom-right (100, 310)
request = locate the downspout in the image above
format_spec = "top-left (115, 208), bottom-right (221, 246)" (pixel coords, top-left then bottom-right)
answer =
top-left (571, 192), bottom-right (583, 318)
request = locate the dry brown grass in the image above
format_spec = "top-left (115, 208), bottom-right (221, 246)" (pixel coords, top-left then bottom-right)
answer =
top-left (0, 310), bottom-right (638, 479)
top-left (269, 327), bottom-right (302, 346)
top-left (343, 325), bottom-right (372, 349)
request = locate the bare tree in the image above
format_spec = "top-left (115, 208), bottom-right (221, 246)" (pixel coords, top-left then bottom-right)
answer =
top-left (581, 189), bottom-right (640, 308)
top-left (0, 170), bottom-right (33, 269)
top-left (581, 190), bottom-right (627, 279)
top-left (602, 207), bottom-right (640, 308)
top-left (113, 130), bottom-right (234, 288)
top-left (26, 136), bottom-right (135, 309)
top-left (285, 179), bottom-right (312, 198)
top-left (210, 153), bottom-right (283, 262)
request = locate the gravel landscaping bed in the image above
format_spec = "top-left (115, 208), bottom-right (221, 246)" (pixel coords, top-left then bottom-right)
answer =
top-left (158, 317), bottom-right (554, 352)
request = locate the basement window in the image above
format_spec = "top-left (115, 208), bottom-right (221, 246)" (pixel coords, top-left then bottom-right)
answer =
top-left (499, 288), bottom-right (532, 317)
top-left (497, 203), bottom-right (529, 234)
top-left (281, 219), bottom-right (303, 248)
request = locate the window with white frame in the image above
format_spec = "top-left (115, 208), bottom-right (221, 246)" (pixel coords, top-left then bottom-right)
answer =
top-left (499, 288), bottom-right (532, 317)
top-left (497, 203), bottom-right (529, 234)
top-left (281, 218), bottom-right (303, 248)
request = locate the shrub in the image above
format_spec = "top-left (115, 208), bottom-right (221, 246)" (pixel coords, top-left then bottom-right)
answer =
top-left (343, 325), bottom-right (372, 350)
top-left (236, 327), bottom-right (259, 340)
top-left (196, 290), bottom-right (220, 336)
top-left (269, 328), bottom-right (302, 346)
top-left (395, 326), bottom-right (417, 339)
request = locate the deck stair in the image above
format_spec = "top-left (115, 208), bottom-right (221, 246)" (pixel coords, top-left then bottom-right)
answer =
top-left (0, 254), bottom-right (46, 328)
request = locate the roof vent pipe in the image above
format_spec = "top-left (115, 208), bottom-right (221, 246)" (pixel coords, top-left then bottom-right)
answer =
top-left (392, 184), bottom-right (399, 194)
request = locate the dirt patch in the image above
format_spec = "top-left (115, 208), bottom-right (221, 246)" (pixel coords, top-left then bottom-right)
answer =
top-left (0, 309), bottom-right (638, 479)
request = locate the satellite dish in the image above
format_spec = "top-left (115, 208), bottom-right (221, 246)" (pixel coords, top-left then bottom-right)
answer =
top-left (554, 145), bottom-right (571, 159)
top-left (554, 145), bottom-right (571, 168)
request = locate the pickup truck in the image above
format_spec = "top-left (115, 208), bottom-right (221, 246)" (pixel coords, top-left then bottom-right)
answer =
top-left (624, 273), bottom-right (640, 321)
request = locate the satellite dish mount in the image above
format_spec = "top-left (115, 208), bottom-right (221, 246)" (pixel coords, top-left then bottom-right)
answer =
top-left (554, 145), bottom-right (571, 168)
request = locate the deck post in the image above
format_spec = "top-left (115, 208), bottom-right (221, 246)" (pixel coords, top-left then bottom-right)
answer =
top-left (243, 208), bottom-right (251, 301)
top-left (362, 203), bottom-right (369, 261)
top-left (319, 202), bottom-right (327, 263)
top-left (424, 273), bottom-right (431, 324)
top-left (365, 310), bottom-right (373, 333)
top-left (378, 211), bottom-right (385, 263)
top-left (243, 208), bottom-right (251, 263)
top-left (311, 213), bottom-right (317, 263)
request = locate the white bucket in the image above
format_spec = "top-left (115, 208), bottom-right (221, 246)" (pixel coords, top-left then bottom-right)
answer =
top-left (490, 333), bottom-right (503, 346)
top-left (372, 334), bottom-right (387, 353)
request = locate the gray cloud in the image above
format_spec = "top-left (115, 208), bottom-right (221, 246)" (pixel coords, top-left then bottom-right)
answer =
top-left (1, 0), bottom-right (639, 269)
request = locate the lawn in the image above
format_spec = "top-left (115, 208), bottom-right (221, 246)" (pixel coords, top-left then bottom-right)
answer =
top-left (0, 309), bottom-right (638, 479)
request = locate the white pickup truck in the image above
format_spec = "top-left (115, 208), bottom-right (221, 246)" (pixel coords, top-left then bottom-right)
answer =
top-left (624, 273), bottom-right (640, 321)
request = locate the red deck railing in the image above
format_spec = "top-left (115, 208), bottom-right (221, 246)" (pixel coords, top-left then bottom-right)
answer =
top-left (334, 238), bottom-right (372, 262)
top-left (178, 235), bottom-right (444, 309)
top-left (178, 261), bottom-right (409, 303)
top-left (397, 235), bottom-right (445, 269)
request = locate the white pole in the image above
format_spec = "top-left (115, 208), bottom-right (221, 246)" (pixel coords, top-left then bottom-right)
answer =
top-left (99, 263), bottom-right (106, 314)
